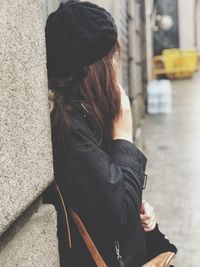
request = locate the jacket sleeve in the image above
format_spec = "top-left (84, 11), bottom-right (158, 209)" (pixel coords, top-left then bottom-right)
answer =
top-left (57, 127), bottom-right (147, 240)
top-left (145, 224), bottom-right (177, 261)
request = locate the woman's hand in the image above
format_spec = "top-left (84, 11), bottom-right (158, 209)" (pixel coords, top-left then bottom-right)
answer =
top-left (113, 85), bottom-right (133, 142)
top-left (140, 200), bottom-right (156, 232)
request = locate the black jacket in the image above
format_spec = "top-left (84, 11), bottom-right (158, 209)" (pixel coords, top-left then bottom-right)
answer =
top-left (43, 107), bottom-right (176, 267)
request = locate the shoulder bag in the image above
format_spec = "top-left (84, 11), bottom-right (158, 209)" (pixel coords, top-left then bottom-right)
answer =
top-left (54, 181), bottom-right (175, 267)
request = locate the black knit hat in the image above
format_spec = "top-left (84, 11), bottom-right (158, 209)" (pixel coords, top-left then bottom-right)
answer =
top-left (45, 0), bottom-right (118, 79)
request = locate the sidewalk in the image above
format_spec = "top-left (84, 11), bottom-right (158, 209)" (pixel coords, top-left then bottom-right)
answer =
top-left (143, 72), bottom-right (200, 267)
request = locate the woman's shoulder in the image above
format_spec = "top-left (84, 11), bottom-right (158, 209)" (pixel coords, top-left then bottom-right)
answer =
top-left (69, 107), bottom-right (103, 151)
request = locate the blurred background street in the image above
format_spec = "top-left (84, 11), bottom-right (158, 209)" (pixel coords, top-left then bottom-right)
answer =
top-left (144, 72), bottom-right (200, 266)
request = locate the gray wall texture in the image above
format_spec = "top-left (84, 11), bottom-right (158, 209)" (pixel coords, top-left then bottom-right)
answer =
top-left (0, 204), bottom-right (59, 267)
top-left (0, 0), bottom-right (59, 265)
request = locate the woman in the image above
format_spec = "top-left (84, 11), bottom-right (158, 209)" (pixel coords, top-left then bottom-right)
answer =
top-left (44, 1), bottom-right (177, 266)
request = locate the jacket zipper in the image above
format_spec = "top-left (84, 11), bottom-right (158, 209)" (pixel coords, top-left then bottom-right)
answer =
top-left (115, 241), bottom-right (125, 267)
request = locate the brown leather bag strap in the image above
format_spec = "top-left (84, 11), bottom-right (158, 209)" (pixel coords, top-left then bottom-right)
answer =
top-left (54, 182), bottom-right (72, 248)
top-left (54, 181), bottom-right (107, 267)
top-left (69, 209), bottom-right (107, 267)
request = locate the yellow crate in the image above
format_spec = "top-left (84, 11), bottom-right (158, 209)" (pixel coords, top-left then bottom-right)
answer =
top-left (163, 49), bottom-right (198, 78)
top-left (152, 49), bottom-right (199, 79)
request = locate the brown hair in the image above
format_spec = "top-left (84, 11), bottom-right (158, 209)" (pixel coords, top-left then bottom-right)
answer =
top-left (49, 41), bottom-right (121, 153)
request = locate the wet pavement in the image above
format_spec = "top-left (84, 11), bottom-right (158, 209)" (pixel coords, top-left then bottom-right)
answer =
top-left (143, 72), bottom-right (200, 267)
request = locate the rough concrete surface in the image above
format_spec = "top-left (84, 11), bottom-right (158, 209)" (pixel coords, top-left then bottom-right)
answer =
top-left (0, 204), bottom-right (59, 267)
top-left (143, 72), bottom-right (200, 266)
top-left (0, 0), bottom-right (54, 235)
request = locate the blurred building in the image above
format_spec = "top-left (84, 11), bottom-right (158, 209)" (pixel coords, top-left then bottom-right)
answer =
top-left (196, 0), bottom-right (200, 50)
top-left (153, 0), bottom-right (200, 52)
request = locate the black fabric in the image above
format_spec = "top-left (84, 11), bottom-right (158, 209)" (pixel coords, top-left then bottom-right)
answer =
top-left (145, 224), bottom-right (177, 262)
top-left (43, 108), bottom-right (177, 267)
top-left (45, 0), bottom-right (117, 79)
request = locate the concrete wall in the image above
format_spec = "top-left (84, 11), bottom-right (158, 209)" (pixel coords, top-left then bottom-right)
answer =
top-left (178, 0), bottom-right (196, 49)
top-left (0, 204), bottom-right (59, 267)
top-left (0, 0), bottom-right (59, 265)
